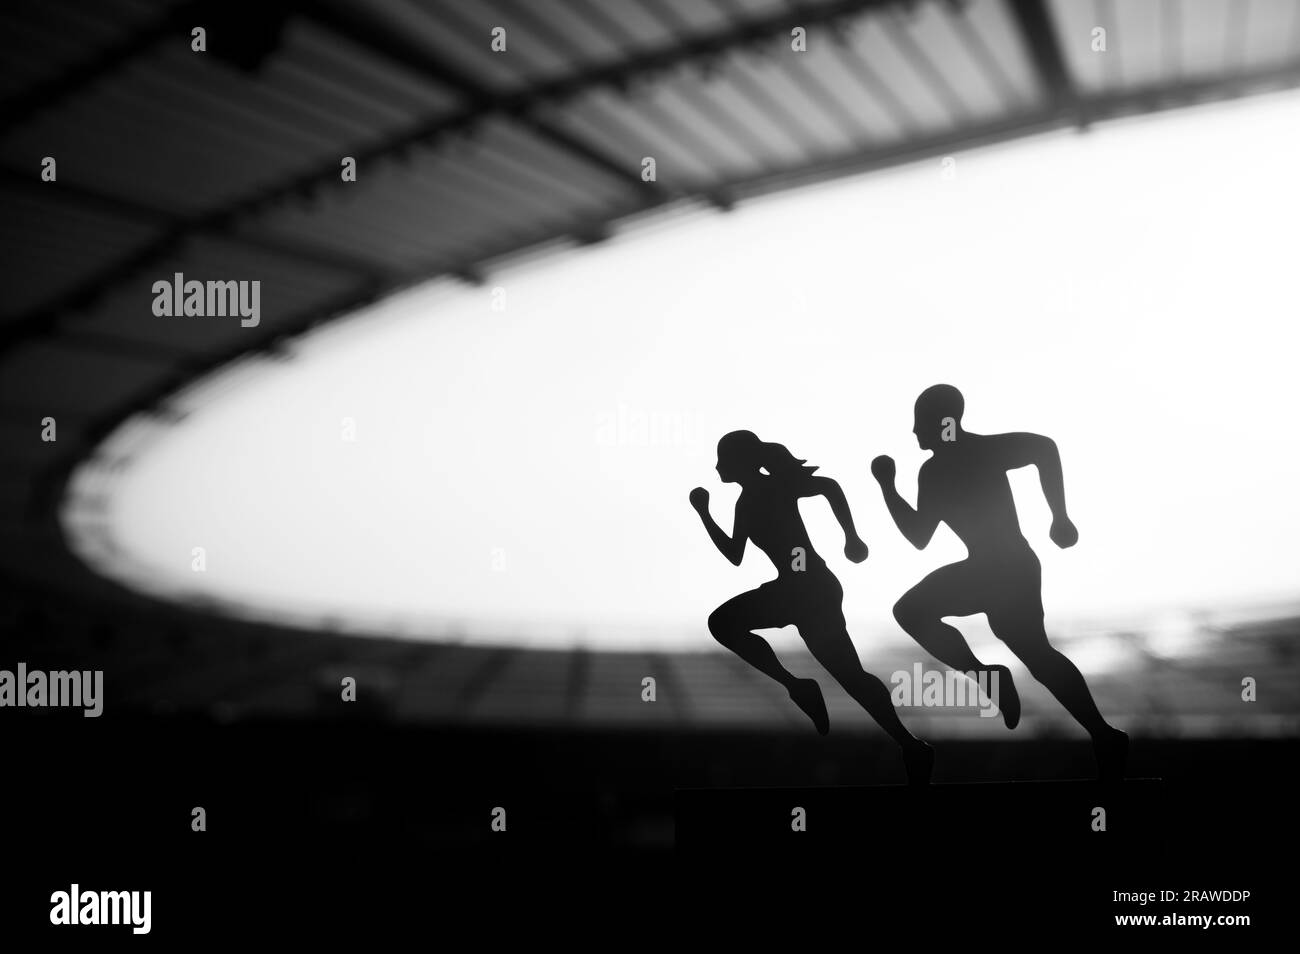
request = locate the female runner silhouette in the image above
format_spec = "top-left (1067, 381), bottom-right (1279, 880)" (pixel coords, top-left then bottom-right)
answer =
top-left (690, 430), bottom-right (934, 784)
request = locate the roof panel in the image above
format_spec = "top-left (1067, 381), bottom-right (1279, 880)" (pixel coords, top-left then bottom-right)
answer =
top-left (1049, 0), bottom-right (1110, 94)
top-left (1114, 0), bottom-right (1171, 89)
top-left (1242, 0), bottom-right (1300, 70)
top-left (409, 0), bottom-right (558, 90)
top-left (0, 341), bottom-right (177, 412)
top-left (1178, 0), bottom-right (1237, 81)
top-left (909, 0), bottom-right (1012, 120)
top-left (0, 0), bottom-right (178, 100)
top-left (689, 51), bottom-right (823, 166)
top-left (968, 0), bottom-right (1049, 110)
top-left (545, 86), bottom-right (728, 185)
top-left (650, 0), bottom-right (735, 35)
top-left (845, 14), bottom-right (959, 134)
top-left (791, 34), bottom-right (912, 144)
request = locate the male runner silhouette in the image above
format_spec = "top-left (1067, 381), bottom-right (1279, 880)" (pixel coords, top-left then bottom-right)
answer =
top-left (692, 430), bottom-right (934, 784)
top-left (872, 385), bottom-right (1128, 780)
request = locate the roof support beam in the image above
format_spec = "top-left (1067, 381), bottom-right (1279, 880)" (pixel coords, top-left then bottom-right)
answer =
top-left (0, 167), bottom-right (389, 288)
top-left (0, 4), bottom-right (197, 128)
top-left (1006, 0), bottom-right (1081, 118)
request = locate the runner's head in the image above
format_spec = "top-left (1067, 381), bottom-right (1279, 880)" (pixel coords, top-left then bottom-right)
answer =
top-left (716, 430), bottom-right (761, 483)
top-left (913, 384), bottom-right (964, 450)
top-left (716, 431), bottom-right (817, 488)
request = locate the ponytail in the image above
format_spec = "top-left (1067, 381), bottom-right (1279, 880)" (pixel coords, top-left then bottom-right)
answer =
top-left (757, 440), bottom-right (818, 490)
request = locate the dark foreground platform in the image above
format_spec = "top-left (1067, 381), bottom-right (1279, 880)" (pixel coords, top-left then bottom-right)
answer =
top-left (676, 777), bottom-right (1279, 930)
top-left (2, 716), bottom-right (1289, 938)
top-left (678, 778), bottom-right (1165, 847)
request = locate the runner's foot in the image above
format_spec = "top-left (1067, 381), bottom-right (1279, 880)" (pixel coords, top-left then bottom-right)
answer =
top-left (990, 665), bottom-right (1020, 730)
top-left (789, 678), bottom-right (830, 735)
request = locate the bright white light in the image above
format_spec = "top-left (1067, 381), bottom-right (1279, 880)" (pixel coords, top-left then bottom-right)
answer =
top-left (66, 90), bottom-right (1300, 651)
